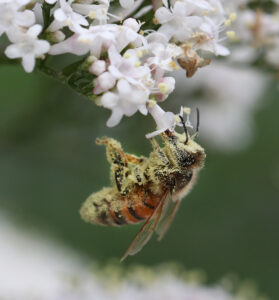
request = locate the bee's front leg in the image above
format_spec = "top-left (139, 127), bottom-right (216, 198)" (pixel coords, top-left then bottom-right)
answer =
top-left (149, 138), bottom-right (169, 165)
top-left (97, 137), bottom-right (130, 194)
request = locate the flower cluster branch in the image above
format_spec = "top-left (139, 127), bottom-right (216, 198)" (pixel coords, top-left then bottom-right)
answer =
top-left (0, 0), bottom-right (278, 135)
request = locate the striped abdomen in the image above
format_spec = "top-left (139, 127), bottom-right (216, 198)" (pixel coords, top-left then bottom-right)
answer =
top-left (80, 186), bottom-right (163, 226)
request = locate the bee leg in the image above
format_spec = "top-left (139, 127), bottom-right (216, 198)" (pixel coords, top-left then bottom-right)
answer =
top-left (125, 154), bottom-right (145, 165)
top-left (97, 137), bottom-right (129, 194)
top-left (149, 138), bottom-right (169, 165)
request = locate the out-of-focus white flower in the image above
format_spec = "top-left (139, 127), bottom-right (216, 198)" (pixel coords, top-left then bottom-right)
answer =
top-left (101, 79), bottom-right (149, 127)
top-left (120, 0), bottom-right (134, 9)
top-left (174, 62), bottom-right (268, 151)
top-left (4, 24), bottom-right (50, 73)
top-left (0, 2), bottom-right (35, 37)
top-left (266, 37), bottom-right (279, 67)
top-left (0, 210), bottom-right (267, 300)
top-left (198, 17), bottom-right (231, 56)
top-left (48, 0), bottom-right (89, 32)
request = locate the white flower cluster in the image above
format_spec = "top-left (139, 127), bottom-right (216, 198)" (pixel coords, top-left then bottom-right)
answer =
top-left (0, 0), bottom-right (235, 131)
top-left (229, 0), bottom-right (279, 67)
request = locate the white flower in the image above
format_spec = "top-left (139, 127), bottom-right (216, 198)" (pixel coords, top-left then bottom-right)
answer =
top-left (72, 2), bottom-right (109, 25)
top-left (4, 24), bottom-right (50, 73)
top-left (0, 0), bottom-right (30, 6)
top-left (155, 1), bottom-right (202, 42)
top-left (146, 33), bottom-right (182, 78)
top-left (120, 0), bottom-right (134, 9)
top-left (50, 22), bottom-right (143, 58)
top-left (93, 71), bottom-right (116, 94)
top-left (48, 0), bottom-right (88, 32)
top-left (49, 33), bottom-right (90, 55)
top-left (146, 102), bottom-right (178, 138)
top-left (101, 79), bottom-right (149, 127)
top-left (108, 45), bottom-right (150, 87)
top-left (197, 17), bottom-right (230, 56)
top-left (0, 2), bottom-right (35, 37)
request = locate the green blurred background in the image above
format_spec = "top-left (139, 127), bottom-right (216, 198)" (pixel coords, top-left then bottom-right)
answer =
top-left (0, 65), bottom-right (278, 298)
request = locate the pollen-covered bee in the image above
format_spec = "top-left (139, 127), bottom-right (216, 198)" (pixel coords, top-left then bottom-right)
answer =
top-left (80, 111), bottom-right (206, 261)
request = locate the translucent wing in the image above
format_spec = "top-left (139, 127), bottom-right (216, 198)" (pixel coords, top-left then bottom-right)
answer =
top-left (155, 194), bottom-right (181, 241)
top-left (120, 190), bottom-right (169, 262)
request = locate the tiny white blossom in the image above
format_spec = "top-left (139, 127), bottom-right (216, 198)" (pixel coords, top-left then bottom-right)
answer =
top-left (72, 2), bottom-right (109, 25)
top-left (155, 1), bottom-right (202, 42)
top-left (5, 24), bottom-right (50, 73)
top-left (108, 45), bottom-right (150, 87)
top-left (101, 79), bottom-right (149, 127)
top-left (48, 0), bottom-right (89, 32)
top-left (146, 102), bottom-right (178, 138)
top-left (0, 2), bottom-right (35, 37)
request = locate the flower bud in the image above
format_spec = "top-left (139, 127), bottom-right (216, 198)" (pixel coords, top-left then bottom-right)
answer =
top-left (90, 60), bottom-right (106, 76)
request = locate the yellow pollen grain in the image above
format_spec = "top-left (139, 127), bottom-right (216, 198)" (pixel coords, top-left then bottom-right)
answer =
top-left (226, 30), bottom-right (236, 40)
top-left (183, 107), bottom-right (191, 115)
top-left (158, 83), bottom-right (168, 94)
top-left (135, 61), bottom-right (141, 67)
top-left (139, 30), bottom-right (144, 35)
top-left (168, 60), bottom-right (179, 70)
top-left (202, 10), bottom-right (209, 16)
top-left (153, 17), bottom-right (158, 25)
top-left (124, 53), bottom-right (131, 59)
top-left (224, 19), bottom-right (231, 27)
top-left (89, 11), bottom-right (97, 19)
top-left (174, 115), bottom-right (180, 123)
top-left (229, 13), bottom-right (237, 22)
top-left (66, 20), bottom-right (71, 26)
top-left (79, 38), bottom-right (91, 44)
top-left (148, 100), bottom-right (156, 108)
top-left (137, 49), bottom-right (143, 58)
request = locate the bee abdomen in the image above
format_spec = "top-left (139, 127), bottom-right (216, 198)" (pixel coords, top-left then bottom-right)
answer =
top-left (80, 187), bottom-right (118, 226)
top-left (80, 187), bottom-right (162, 227)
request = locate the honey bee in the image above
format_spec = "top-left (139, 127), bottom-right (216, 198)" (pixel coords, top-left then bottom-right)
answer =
top-left (80, 112), bottom-right (206, 261)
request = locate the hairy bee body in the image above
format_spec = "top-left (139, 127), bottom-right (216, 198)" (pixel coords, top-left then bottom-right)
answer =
top-left (80, 130), bottom-right (205, 259)
top-left (80, 132), bottom-right (205, 225)
top-left (80, 185), bottom-right (164, 226)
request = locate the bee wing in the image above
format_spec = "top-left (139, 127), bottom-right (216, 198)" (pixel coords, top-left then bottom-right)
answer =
top-left (120, 190), bottom-right (170, 262)
top-left (155, 195), bottom-right (181, 241)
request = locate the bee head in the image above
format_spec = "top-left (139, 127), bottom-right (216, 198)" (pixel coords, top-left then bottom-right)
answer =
top-left (163, 110), bottom-right (205, 169)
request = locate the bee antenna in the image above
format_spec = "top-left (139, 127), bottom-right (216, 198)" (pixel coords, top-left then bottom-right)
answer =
top-left (196, 108), bottom-right (200, 134)
top-left (179, 115), bottom-right (189, 144)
